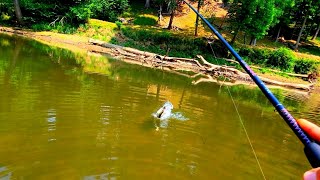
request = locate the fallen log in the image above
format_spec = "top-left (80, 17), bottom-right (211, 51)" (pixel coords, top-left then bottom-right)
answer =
top-left (260, 77), bottom-right (312, 90)
top-left (88, 38), bottom-right (312, 92)
top-left (89, 39), bottom-right (122, 49)
top-left (0, 27), bottom-right (311, 92)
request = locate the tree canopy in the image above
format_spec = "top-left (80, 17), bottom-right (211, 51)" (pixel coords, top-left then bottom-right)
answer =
top-left (1, 0), bottom-right (320, 49)
top-left (0, 0), bottom-right (129, 25)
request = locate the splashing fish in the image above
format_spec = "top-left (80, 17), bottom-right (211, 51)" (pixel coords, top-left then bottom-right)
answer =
top-left (152, 101), bottom-right (188, 130)
top-left (153, 101), bottom-right (173, 121)
top-left (153, 101), bottom-right (173, 131)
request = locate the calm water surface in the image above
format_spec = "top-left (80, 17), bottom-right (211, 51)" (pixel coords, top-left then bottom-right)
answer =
top-left (0, 34), bottom-right (319, 179)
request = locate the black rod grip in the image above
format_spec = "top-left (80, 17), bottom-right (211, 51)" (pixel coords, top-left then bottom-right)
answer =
top-left (304, 142), bottom-right (320, 168)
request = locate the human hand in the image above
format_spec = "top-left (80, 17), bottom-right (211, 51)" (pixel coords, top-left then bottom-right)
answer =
top-left (297, 119), bottom-right (320, 180)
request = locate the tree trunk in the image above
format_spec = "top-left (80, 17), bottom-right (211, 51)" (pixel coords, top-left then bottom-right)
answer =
top-left (243, 33), bottom-right (246, 44)
top-left (303, 25), bottom-right (312, 42)
top-left (290, 22), bottom-right (297, 40)
top-left (219, 14), bottom-right (227, 29)
top-left (222, 0), bottom-right (229, 7)
top-left (194, 0), bottom-right (202, 36)
top-left (167, 10), bottom-right (175, 29)
top-left (312, 22), bottom-right (320, 40)
top-left (275, 26), bottom-right (282, 42)
top-left (145, 0), bottom-right (150, 8)
top-left (13, 0), bottom-right (23, 24)
top-left (250, 36), bottom-right (256, 46)
top-left (295, 13), bottom-right (308, 50)
top-left (230, 26), bottom-right (240, 44)
top-left (157, 5), bottom-right (163, 23)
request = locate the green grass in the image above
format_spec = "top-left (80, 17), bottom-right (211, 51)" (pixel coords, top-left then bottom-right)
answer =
top-left (299, 45), bottom-right (320, 57)
top-left (133, 15), bottom-right (157, 26)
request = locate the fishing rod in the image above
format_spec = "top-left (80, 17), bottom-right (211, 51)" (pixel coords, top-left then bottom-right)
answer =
top-left (183, 0), bottom-right (320, 168)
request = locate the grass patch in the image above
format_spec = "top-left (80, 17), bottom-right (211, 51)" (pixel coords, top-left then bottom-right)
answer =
top-left (299, 45), bottom-right (320, 57)
top-left (76, 19), bottom-right (119, 43)
top-left (133, 14), bottom-right (157, 26)
top-left (87, 19), bottom-right (117, 29)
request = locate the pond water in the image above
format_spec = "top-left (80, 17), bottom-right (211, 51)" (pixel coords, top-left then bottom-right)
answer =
top-left (0, 33), bottom-right (319, 179)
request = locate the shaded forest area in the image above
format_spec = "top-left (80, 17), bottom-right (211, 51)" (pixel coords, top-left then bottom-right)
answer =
top-left (1, 0), bottom-right (320, 77)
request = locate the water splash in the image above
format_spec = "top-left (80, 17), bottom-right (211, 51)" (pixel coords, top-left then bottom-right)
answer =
top-left (152, 101), bottom-right (189, 130)
top-left (170, 112), bottom-right (189, 121)
top-left (152, 101), bottom-right (189, 121)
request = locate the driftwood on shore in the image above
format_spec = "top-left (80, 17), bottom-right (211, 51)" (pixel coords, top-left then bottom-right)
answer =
top-left (0, 26), bottom-right (313, 92)
top-left (89, 39), bottom-right (312, 91)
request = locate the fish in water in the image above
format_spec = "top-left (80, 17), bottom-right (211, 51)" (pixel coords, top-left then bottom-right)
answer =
top-left (153, 101), bottom-right (173, 120)
top-left (153, 101), bottom-right (173, 131)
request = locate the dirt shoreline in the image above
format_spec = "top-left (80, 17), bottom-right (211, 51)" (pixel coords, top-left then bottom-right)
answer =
top-left (0, 26), bottom-right (314, 93)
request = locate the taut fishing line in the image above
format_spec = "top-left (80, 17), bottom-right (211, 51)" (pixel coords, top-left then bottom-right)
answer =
top-left (208, 41), bottom-right (267, 180)
top-left (184, 0), bottom-right (320, 177)
top-left (200, 6), bottom-right (267, 179)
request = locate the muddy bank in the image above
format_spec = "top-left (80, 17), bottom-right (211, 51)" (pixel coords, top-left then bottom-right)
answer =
top-left (0, 26), bottom-right (313, 92)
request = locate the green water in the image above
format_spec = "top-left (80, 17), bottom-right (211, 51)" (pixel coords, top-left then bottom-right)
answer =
top-left (0, 34), bottom-right (319, 179)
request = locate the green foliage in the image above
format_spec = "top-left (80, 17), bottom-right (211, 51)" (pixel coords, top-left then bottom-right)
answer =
top-left (88, 0), bottom-right (129, 21)
top-left (20, 0), bottom-right (84, 24)
top-left (222, 0), bottom-right (230, 6)
top-left (31, 23), bottom-right (77, 34)
top-left (246, 1), bottom-right (276, 39)
top-left (0, 1), bottom-right (13, 24)
top-left (299, 45), bottom-right (320, 57)
top-left (238, 47), bottom-right (254, 57)
top-left (238, 47), bottom-right (269, 64)
top-left (228, 0), bottom-right (294, 41)
top-left (31, 23), bottom-right (51, 31)
top-left (274, 0), bottom-right (295, 26)
top-left (78, 24), bottom-right (89, 32)
top-left (238, 47), bottom-right (319, 73)
top-left (0, 0), bottom-right (128, 26)
top-left (55, 25), bottom-right (77, 34)
top-left (266, 48), bottom-right (294, 71)
top-left (1, 13), bottom-right (11, 21)
top-left (121, 27), bottom-right (206, 58)
top-left (133, 16), bottom-right (157, 26)
top-left (260, 67), bottom-right (270, 74)
top-left (69, 4), bottom-right (92, 22)
top-left (252, 49), bottom-right (270, 64)
top-left (115, 21), bottom-right (122, 30)
top-left (294, 59), bottom-right (318, 74)
top-left (246, 49), bottom-right (270, 65)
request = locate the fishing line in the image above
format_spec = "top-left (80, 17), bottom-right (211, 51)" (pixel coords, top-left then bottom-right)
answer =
top-left (208, 42), bottom-right (267, 180)
top-left (184, 0), bottom-right (320, 170)
top-left (208, 42), bottom-right (227, 92)
top-left (202, 5), bottom-right (265, 174)
top-left (227, 87), bottom-right (267, 180)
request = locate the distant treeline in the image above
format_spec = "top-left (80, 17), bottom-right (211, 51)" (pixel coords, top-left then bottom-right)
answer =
top-left (144, 0), bottom-right (320, 49)
top-left (2, 0), bottom-right (319, 48)
top-left (0, 0), bottom-right (129, 25)
top-left (224, 0), bottom-right (320, 49)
